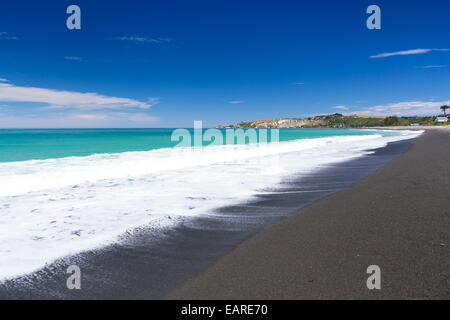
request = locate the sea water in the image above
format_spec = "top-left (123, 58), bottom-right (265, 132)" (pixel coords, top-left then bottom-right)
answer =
top-left (0, 128), bottom-right (422, 280)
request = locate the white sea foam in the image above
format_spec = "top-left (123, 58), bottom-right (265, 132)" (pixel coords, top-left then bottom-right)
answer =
top-left (0, 130), bottom-right (422, 280)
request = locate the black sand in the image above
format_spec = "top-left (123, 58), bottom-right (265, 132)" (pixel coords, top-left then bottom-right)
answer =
top-left (167, 130), bottom-right (450, 299)
top-left (1, 131), bottom-right (446, 299)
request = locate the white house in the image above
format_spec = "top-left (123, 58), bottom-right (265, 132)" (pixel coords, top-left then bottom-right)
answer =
top-left (435, 117), bottom-right (448, 123)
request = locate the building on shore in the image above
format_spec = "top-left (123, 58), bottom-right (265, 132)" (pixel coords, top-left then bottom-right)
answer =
top-left (435, 117), bottom-right (448, 123)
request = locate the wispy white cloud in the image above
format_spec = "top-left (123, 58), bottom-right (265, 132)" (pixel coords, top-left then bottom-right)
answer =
top-left (228, 100), bottom-right (245, 104)
top-left (72, 113), bottom-right (109, 120)
top-left (73, 112), bottom-right (157, 123)
top-left (0, 112), bottom-right (158, 129)
top-left (115, 36), bottom-right (173, 44)
top-left (370, 48), bottom-right (450, 58)
top-left (0, 32), bottom-right (19, 40)
top-left (64, 56), bottom-right (82, 61)
top-left (0, 78), bottom-right (9, 82)
top-left (419, 65), bottom-right (448, 69)
top-left (0, 82), bottom-right (155, 110)
top-left (333, 105), bottom-right (349, 110)
top-left (295, 82), bottom-right (304, 85)
top-left (351, 100), bottom-right (450, 116)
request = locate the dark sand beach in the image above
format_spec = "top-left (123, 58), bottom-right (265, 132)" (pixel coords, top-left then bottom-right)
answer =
top-left (0, 131), bottom-right (420, 300)
top-left (168, 129), bottom-right (450, 299)
top-left (1, 129), bottom-right (447, 300)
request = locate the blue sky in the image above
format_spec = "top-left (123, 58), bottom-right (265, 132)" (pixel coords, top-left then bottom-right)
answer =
top-left (0, 0), bottom-right (449, 128)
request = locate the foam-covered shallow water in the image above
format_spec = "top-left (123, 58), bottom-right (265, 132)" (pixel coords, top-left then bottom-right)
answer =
top-left (0, 130), bottom-right (422, 282)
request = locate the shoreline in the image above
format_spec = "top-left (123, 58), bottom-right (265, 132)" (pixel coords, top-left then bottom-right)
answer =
top-left (167, 129), bottom-right (449, 299)
top-left (369, 126), bottom-right (449, 131)
top-left (0, 133), bottom-right (417, 299)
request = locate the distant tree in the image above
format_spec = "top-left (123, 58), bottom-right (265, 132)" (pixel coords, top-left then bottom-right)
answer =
top-left (384, 116), bottom-right (410, 126)
top-left (398, 118), bottom-right (410, 126)
top-left (384, 116), bottom-right (397, 126)
top-left (440, 105), bottom-right (449, 116)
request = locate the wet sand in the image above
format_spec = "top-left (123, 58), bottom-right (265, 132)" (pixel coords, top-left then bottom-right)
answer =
top-left (167, 130), bottom-right (450, 299)
top-left (0, 132), bottom-right (417, 299)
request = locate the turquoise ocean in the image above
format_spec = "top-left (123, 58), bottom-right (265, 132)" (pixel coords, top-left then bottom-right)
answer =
top-left (0, 128), bottom-right (400, 163)
top-left (0, 128), bottom-right (422, 281)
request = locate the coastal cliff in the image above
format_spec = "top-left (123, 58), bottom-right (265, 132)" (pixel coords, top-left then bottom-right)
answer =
top-left (217, 114), bottom-right (387, 129)
top-left (217, 113), bottom-right (449, 129)
top-left (217, 118), bottom-right (327, 129)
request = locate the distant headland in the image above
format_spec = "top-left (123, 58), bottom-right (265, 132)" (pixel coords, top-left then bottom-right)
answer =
top-left (216, 113), bottom-right (449, 129)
